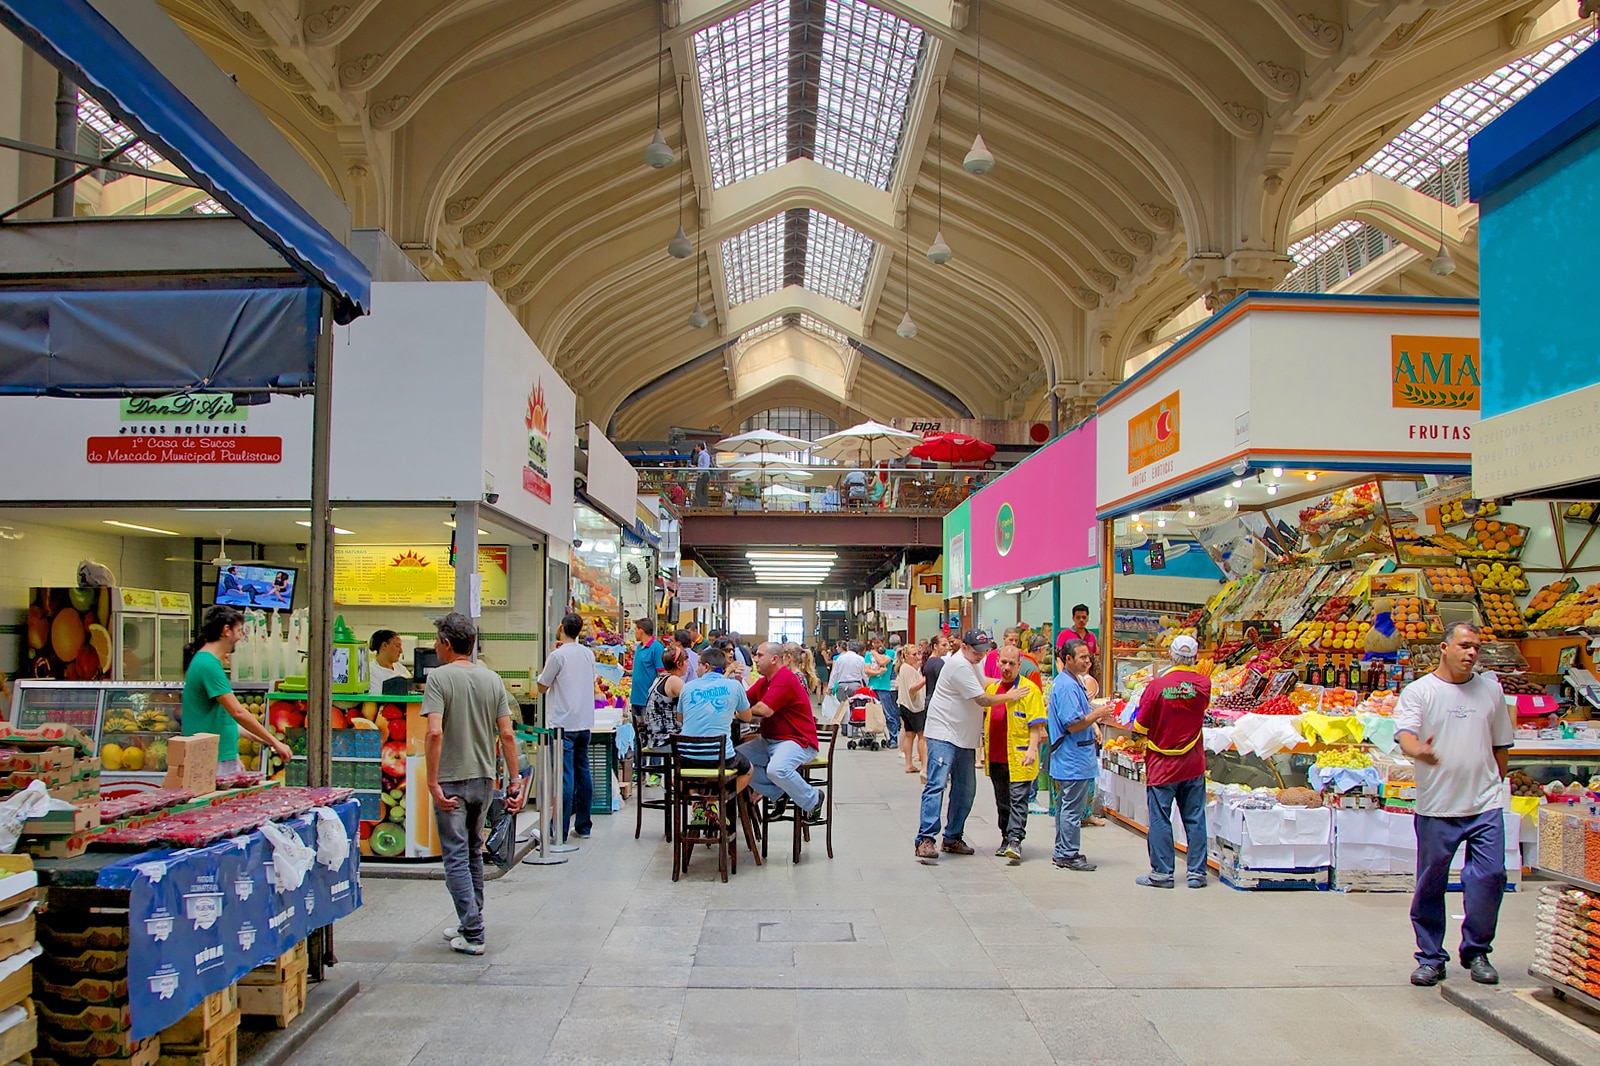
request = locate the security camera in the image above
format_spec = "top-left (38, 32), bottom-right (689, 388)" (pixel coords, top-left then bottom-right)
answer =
top-left (1231, 459), bottom-right (1250, 477)
top-left (483, 492), bottom-right (499, 504)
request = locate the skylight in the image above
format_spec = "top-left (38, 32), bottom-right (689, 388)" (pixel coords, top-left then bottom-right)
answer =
top-left (1284, 30), bottom-right (1593, 288)
top-left (799, 314), bottom-right (849, 345)
top-left (721, 210), bottom-right (875, 309)
top-left (693, 0), bottom-right (924, 191)
top-left (77, 92), bottom-right (167, 173)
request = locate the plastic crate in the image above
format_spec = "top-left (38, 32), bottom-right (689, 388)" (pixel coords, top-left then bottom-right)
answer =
top-left (588, 733), bottom-right (615, 815)
top-left (332, 730), bottom-right (382, 759)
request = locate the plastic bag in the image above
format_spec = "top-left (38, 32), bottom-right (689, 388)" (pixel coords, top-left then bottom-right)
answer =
top-left (614, 720), bottom-right (636, 761)
top-left (313, 807), bottom-right (351, 870)
top-left (0, 780), bottom-right (66, 854)
top-left (258, 820), bottom-right (316, 892)
top-left (484, 791), bottom-right (515, 871)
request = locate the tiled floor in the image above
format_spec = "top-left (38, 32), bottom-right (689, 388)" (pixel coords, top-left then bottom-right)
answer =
top-left (293, 748), bottom-right (1549, 1064)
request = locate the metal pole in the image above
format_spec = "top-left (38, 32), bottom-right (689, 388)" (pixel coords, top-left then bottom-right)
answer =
top-left (548, 725), bottom-right (578, 853)
top-left (1100, 520), bottom-right (1115, 696)
top-left (524, 730), bottom-right (569, 865)
top-left (52, 73), bottom-right (75, 217)
top-left (306, 295), bottom-right (335, 789)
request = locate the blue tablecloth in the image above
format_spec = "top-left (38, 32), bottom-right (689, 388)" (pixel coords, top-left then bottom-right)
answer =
top-left (99, 800), bottom-right (363, 1040)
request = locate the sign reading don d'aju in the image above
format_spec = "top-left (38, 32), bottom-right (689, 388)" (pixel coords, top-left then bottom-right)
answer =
top-left (120, 393), bottom-right (248, 422)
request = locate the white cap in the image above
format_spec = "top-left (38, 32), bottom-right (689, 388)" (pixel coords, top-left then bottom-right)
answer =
top-left (1170, 635), bottom-right (1199, 659)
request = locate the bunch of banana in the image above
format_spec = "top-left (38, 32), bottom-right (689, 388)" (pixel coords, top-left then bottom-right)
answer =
top-left (136, 709), bottom-right (174, 732)
top-left (103, 710), bottom-right (141, 733)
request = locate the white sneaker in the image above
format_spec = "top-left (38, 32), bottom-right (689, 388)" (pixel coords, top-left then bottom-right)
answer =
top-left (441, 927), bottom-right (458, 942)
top-left (449, 935), bottom-right (485, 956)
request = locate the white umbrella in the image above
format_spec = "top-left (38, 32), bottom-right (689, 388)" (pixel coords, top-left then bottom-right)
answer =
top-left (730, 451), bottom-right (806, 467)
top-left (732, 467), bottom-right (812, 482)
top-left (762, 484), bottom-right (810, 498)
top-left (715, 429), bottom-right (813, 454)
top-left (811, 420), bottom-right (922, 464)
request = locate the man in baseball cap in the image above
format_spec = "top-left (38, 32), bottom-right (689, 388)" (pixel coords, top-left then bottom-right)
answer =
top-left (1131, 633), bottom-right (1211, 888)
top-left (914, 628), bottom-right (1028, 863)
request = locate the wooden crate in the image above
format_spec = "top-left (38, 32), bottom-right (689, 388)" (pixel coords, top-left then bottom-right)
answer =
top-left (154, 1029), bottom-right (234, 1066)
top-left (0, 1009), bottom-right (35, 1063)
top-left (236, 970), bottom-right (305, 1030)
top-left (160, 987), bottom-right (237, 1047)
top-left (238, 940), bottom-right (307, 986)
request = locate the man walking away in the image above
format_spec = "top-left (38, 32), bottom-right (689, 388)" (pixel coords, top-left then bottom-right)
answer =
top-left (1133, 635), bottom-right (1210, 889)
top-left (867, 636), bottom-right (900, 749)
top-left (831, 641), bottom-right (868, 701)
top-left (537, 613), bottom-right (597, 841)
top-left (693, 442), bottom-right (713, 505)
top-left (915, 631), bottom-right (1026, 863)
top-left (1050, 640), bottom-right (1114, 871)
top-left (983, 645), bottom-right (1048, 864)
top-left (741, 643), bottom-right (825, 822)
top-left (425, 613), bottom-right (523, 955)
top-left (1398, 621), bottom-right (1512, 987)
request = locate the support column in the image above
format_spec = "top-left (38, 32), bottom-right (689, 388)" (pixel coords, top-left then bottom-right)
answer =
top-left (306, 297), bottom-right (335, 790)
top-left (51, 73), bottom-right (73, 217)
top-left (454, 500), bottom-right (481, 629)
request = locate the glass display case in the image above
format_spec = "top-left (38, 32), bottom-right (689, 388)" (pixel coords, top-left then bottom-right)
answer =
top-left (8, 679), bottom-right (270, 788)
top-left (572, 504), bottom-right (623, 637)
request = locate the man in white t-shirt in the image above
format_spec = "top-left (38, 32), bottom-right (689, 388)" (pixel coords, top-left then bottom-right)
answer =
top-left (914, 630), bottom-right (1027, 863)
top-left (537, 613), bottom-right (597, 842)
top-left (1395, 621), bottom-right (1513, 987)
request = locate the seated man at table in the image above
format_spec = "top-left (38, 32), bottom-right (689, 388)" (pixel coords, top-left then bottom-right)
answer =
top-left (676, 647), bottom-right (753, 794)
top-left (740, 642), bottom-right (824, 823)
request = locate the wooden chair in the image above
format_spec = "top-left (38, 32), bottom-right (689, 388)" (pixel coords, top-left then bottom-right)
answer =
top-left (667, 734), bottom-right (747, 883)
top-left (756, 725), bottom-right (838, 864)
top-left (634, 725), bottom-right (673, 842)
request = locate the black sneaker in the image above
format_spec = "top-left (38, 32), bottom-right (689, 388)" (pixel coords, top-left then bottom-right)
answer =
top-left (1465, 956), bottom-right (1499, 985)
top-left (768, 797), bottom-right (790, 820)
top-left (1054, 855), bottom-right (1096, 871)
top-left (1410, 963), bottom-right (1446, 986)
top-left (803, 791), bottom-right (826, 824)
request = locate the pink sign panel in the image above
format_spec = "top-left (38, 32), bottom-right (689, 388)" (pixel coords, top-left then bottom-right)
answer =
top-left (968, 419), bottom-right (1097, 590)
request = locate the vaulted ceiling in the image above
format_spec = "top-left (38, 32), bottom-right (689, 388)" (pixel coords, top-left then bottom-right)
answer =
top-left (162, 0), bottom-right (1590, 433)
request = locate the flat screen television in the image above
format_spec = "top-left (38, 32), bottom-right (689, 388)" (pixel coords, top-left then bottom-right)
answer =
top-left (413, 647), bottom-right (440, 685)
top-left (215, 564), bottom-right (296, 609)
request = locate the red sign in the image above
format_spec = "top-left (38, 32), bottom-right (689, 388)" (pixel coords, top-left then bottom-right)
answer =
top-left (86, 436), bottom-right (283, 464)
top-left (522, 466), bottom-right (551, 502)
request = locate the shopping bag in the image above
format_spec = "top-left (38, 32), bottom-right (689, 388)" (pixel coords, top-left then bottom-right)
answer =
top-left (821, 691), bottom-right (841, 724)
top-left (484, 790), bottom-right (515, 871)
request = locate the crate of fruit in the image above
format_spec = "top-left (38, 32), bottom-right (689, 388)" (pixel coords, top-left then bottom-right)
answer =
top-left (1525, 578), bottom-right (1578, 621)
top-left (1438, 497), bottom-right (1498, 526)
top-left (1420, 567), bottom-right (1475, 601)
top-left (1390, 597), bottom-right (1441, 642)
top-left (1469, 559), bottom-right (1529, 593)
top-left (1461, 519), bottom-right (1526, 560)
top-left (1563, 502), bottom-right (1598, 525)
top-left (1479, 591), bottom-right (1526, 637)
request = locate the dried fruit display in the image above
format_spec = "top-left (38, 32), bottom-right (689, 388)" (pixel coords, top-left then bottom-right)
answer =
top-left (1276, 787), bottom-right (1323, 807)
top-left (1422, 567), bottom-right (1474, 599)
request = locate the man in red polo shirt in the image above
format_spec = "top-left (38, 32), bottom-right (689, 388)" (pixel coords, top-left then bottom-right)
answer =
top-left (1133, 635), bottom-right (1210, 889)
top-left (741, 642), bottom-right (824, 822)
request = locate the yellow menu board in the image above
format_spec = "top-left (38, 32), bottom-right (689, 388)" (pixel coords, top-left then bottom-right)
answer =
top-left (333, 545), bottom-right (509, 608)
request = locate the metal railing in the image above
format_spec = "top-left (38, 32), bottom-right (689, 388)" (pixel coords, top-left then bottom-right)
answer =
top-left (634, 464), bottom-right (993, 515)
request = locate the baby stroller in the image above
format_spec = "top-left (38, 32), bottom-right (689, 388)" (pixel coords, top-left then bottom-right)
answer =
top-left (842, 688), bottom-right (889, 750)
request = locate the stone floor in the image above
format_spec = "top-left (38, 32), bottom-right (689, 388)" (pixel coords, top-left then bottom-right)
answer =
top-left (292, 746), bottom-right (1550, 1065)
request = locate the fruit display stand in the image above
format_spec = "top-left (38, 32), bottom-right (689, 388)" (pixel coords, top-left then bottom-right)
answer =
top-left (8, 681), bottom-right (271, 792)
top-left (27, 797), bottom-right (361, 1062)
top-left (256, 693), bottom-right (437, 860)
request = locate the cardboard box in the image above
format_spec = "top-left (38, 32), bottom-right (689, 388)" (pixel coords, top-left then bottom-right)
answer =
top-left (37, 947), bottom-right (127, 977)
top-left (36, 972), bottom-right (128, 1004)
top-left (0, 857), bottom-right (37, 912)
top-left (0, 724), bottom-right (92, 757)
top-left (22, 831), bottom-right (91, 860)
top-left (162, 735), bottom-right (219, 795)
top-left (0, 746), bottom-right (74, 774)
top-left (23, 800), bottom-right (100, 836)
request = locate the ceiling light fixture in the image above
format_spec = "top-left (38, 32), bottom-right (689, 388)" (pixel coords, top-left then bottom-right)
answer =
top-left (1130, 512), bottom-right (1140, 522)
top-left (1135, 523), bottom-right (1144, 532)
top-left (1429, 126), bottom-right (1455, 276)
top-left (964, 0), bottom-right (995, 174)
top-left (296, 520), bottom-right (356, 535)
top-left (1004, 585), bottom-right (1025, 595)
top-left (441, 521), bottom-right (490, 535)
top-left (928, 90), bottom-right (953, 263)
top-left (643, 12), bottom-right (675, 169)
top-left (688, 190), bottom-right (709, 328)
top-left (1266, 484), bottom-right (1279, 496)
top-left (983, 589), bottom-right (997, 600)
top-left (103, 519), bottom-right (179, 536)
top-left (1305, 471), bottom-right (1319, 482)
top-left (746, 551), bottom-right (838, 560)
top-left (1223, 496), bottom-right (1234, 508)
top-left (1272, 466), bottom-right (1284, 477)
top-left (897, 207), bottom-right (918, 338)
top-left (1232, 479), bottom-right (1243, 489)
top-left (668, 148), bottom-right (693, 258)
top-left (1157, 516), bottom-right (1166, 527)
top-left (1188, 508), bottom-right (1197, 519)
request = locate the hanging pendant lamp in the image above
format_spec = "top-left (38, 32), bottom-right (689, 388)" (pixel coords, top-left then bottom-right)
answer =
top-left (964, 0), bottom-right (995, 174)
top-left (643, 13), bottom-right (675, 169)
top-left (897, 212), bottom-right (918, 339)
top-left (1428, 139), bottom-right (1454, 276)
top-left (688, 207), bottom-right (709, 328)
top-left (927, 93), bottom-right (954, 263)
top-left (668, 148), bottom-right (692, 258)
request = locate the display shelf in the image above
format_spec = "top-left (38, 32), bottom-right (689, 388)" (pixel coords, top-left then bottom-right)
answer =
top-left (1534, 865), bottom-right (1600, 894)
top-left (1534, 975), bottom-right (1600, 1016)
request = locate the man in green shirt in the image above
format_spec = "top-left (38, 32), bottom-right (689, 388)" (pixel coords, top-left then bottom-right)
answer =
top-left (182, 606), bottom-right (292, 773)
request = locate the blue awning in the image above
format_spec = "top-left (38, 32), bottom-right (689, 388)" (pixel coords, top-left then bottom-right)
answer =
top-left (0, 0), bottom-right (371, 324)
top-left (0, 285), bottom-right (320, 395)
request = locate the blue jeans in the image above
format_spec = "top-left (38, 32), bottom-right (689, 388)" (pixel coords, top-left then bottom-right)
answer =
top-left (1412, 809), bottom-right (1506, 966)
top-left (435, 777), bottom-right (492, 943)
top-left (1147, 776), bottom-right (1208, 881)
top-left (562, 729), bottom-right (593, 840)
top-left (876, 688), bottom-right (900, 745)
top-left (917, 738), bottom-right (975, 844)
top-left (1054, 777), bottom-right (1094, 860)
top-left (739, 736), bottom-right (820, 811)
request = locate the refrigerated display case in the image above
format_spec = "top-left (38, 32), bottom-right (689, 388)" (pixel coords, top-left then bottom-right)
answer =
top-left (8, 679), bottom-right (269, 792)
